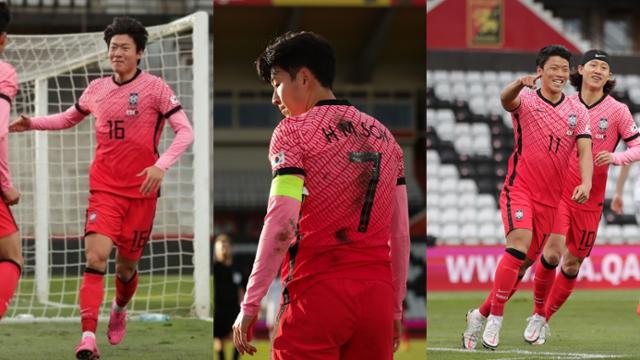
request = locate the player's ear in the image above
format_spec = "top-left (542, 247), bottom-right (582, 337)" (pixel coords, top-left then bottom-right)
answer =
top-left (299, 67), bottom-right (311, 86)
top-left (577, 65), bottom-right (584, 76)
top-left (0, 33), bottom-right (6, 47)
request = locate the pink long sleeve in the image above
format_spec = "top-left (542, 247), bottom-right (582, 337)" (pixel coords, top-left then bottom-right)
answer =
top-left (241, 195), bottom-right (301, 316)
top-left (0, 100), bottom-right (12, 191)
top-left (30, 105), bottom-right (86, 130)
top-left (154, 110), bottom-right (193, 171)
top-left (612, 137), bottom-right (640, 165)
top-left (390, 184), bottom-right (410, 320)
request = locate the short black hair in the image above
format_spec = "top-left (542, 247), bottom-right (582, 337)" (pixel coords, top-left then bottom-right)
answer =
top-left (0, 2), bottom-right (11, 34)
top-left (535, 45), bottom-right (572, 69)
top-left (103, 16), bottom-right (148, 52)
top-left (570, 68), bottom-right (616, 95)
top-left (256, 31), bottom-right (336, 89)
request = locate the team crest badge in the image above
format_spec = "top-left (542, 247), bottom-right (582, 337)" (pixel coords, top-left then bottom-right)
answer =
top-left (88, 212), bottom-right (97, 223)
top-left (567, 114), bottom-right (577, 128)
top-left (127, 93), bottom-right (139, 116)
top-left (515, 209), bottom-right (524, 220)
top-left (596, 118), bottom-right (608, 139)
top-left (599, 118), bottom-right (608, 130)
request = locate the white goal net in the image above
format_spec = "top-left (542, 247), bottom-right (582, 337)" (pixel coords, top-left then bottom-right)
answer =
top-left (2, 12), bottom-right (210, 321)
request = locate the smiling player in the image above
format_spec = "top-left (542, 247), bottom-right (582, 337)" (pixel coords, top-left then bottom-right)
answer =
top-left (523, 49), bottom-right (640, 345)
top-left (462, 45), bottom-right (593, 350)
top-left (9, 16), bottom-right (193, 359)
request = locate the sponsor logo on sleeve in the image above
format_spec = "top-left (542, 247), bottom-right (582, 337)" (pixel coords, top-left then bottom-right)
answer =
top-left (170, 95), bottom-right (180, 105)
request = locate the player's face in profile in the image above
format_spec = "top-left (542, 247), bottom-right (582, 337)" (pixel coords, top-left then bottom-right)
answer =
top-left (579, 59), bottom-right (611, 90)
top-left (108, 34), bottom-right (142, 75)
top-left (537, 55), bottom-right (570, 95)
top-left (270, 67), bottom-right (306, 117)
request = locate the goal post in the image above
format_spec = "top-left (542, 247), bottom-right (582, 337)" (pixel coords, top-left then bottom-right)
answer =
top-left (3, 12), bottom-right (211, 321)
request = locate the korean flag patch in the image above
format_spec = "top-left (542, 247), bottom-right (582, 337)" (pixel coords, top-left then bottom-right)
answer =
top-left (271, 151), bottom-right (286, 167)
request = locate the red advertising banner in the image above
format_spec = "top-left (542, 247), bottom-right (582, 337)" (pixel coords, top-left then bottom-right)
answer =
top-left (428, 245), bottom-right (640, 291)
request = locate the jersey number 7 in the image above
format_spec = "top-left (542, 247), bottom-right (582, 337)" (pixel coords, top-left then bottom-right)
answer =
top-left (348, 152), bottom-right (381, 233)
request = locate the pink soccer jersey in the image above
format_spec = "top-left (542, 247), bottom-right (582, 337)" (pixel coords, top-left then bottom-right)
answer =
top-left (74, 70), bottom-right (185, 198)
top-left (269, 99), bottom-right (405, 300)
top-left (0, 60), bottom-right (18, 192)
top-left (505, 89), bottom-right (591, 207)
top-left (562, 94), bottom-right (640, 211)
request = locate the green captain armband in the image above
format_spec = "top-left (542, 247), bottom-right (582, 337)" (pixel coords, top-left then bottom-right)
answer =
top-left (269, 174), bottom-right (304, 201)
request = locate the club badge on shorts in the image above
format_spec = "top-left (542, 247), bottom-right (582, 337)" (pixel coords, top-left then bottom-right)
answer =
top-left (88, 212), bottom-right (97, 223)
top-left (515, 209), bottom-right (524, 220)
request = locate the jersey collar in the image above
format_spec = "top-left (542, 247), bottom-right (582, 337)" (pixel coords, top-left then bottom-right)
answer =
top-left (578, 92), bottom-right (607, 109)
top-left (536, 88), bottom-right (565, 107)
top-left (112, 68), bottom-right (142, 86)
top-left (314, 99), bottom-right (351, 107)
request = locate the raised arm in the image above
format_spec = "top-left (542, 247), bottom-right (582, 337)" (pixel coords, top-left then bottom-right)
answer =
top-left (501, 74), bottom-right (540, 112)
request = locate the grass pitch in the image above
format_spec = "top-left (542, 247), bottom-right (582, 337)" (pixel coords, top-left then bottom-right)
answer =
top-left (219, 338), bottom-right (427, 360)
top-left (427, 290), bottom-right (640, 359)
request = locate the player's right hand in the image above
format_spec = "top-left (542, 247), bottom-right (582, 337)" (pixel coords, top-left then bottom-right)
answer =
top-left (611, 193), bottom-right (624, 215)
top-left (519, 74), bottom-right (541, 89)
top-left (393, 319), bottom-right (402, 352)
top-left (571, 183), bottom-right (591, 204)
top-left (9, 114), bottom-right (32, 132)
top-left (2, 186), bottom-right (20, 205)
top-left (232, 310), bottom-right (257, 356)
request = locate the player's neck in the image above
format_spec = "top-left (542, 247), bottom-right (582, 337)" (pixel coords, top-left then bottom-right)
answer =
top-left (579, 87), bottom-right (605, 107)
top-left (113, 68), bottom-right (139, 84)
top-left (307, 88), bottom-right (336, 109)
top-left (539, 86), bottom-right (563, 104)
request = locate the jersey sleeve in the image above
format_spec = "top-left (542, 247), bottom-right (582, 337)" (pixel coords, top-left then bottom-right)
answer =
top-left (395, 142), bottom-right (405, 185)
top-left (75, 80), bottom-right (93, 115)
top-left (576, 104), bottom-right (591, 138)
top-left (513, 89), bottom-right (532, 115)
top-left (155, 79), bottom-right (182, 118)
top-left (618, 105), bottom-right (639, 143)
top-left (0, 63), bottom-right (17, 104)
top-left (269, 121), bottom-right (305, 176)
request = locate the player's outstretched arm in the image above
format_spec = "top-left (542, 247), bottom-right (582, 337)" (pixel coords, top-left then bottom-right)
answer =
top-left (390, 182), bottom-right (410, 352)
top-left (612, 165), bottom-right (631, 215)
top-left (10, 105), bottom-right (87, 132)
top-left (572, 137), bottom-right (593, 204)
top-left (500, 74), bottom-right (540, 112)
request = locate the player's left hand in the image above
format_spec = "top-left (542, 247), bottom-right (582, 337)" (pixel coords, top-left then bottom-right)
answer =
top-left (594, 151), bottom-right (615, 166)
top-left (571, 183), bottom-right (591, 204)
top-left (393, 319), bottom-right (402, 352)
top-left (232, 311), bottom-right (257, 356)
top-left (137, 166), bottom-right (164, 196)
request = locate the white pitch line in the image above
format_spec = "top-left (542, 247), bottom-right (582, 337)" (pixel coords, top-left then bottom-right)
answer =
top-left (428, 347), bottom-right (628, 359)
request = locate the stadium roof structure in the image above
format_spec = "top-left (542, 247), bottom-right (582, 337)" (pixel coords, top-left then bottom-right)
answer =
top-left (427, 0), bottom-right (589, 53)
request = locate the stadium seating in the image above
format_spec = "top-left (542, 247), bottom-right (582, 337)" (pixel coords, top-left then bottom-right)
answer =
top-left (428, 69), bottom-right (640, 245)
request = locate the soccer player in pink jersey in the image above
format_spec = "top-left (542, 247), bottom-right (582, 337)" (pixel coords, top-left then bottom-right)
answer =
top-left (0, 2), bottom-right (23, 321)
top-left (522, 49), bottom-right (640, 345)
top-left (230, 31), bottom-right (410, 360)
top-left (9, 17), bottom-right (193, 359)
top-left (462, 45), bottom-right (594, 350)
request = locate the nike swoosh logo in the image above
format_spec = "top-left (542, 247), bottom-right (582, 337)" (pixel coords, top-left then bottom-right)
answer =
top-left (595, 54), bottom-right (606, 58)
